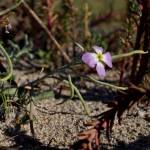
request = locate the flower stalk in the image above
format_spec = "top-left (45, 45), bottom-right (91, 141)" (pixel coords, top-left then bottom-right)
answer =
top-left (112, 50), bottom-right (148, 62)
top-left (88, 76), bottom-right (128, 91)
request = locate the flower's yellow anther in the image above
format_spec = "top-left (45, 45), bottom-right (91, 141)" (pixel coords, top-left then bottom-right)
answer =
top-left (97, 53), bottom-right (103, 61)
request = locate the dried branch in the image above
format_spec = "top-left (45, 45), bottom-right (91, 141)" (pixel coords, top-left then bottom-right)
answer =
top-left (21, 0), bottom-right (71, 63)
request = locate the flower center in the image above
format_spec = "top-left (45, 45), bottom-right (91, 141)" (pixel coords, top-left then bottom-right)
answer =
top-left (97, 53), bottom-right (103, 61)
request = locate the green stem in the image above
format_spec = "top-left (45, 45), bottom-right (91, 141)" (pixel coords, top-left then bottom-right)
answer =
top-left (88, 76), bottom-right (128, 91)
top-left (112, 50), bottom-right (147, 62)
top-left (0, 44), bottom-right (13, 82)
top-left (0, 0), bottom-right (23, 16)
top-left (0, 93), bottom-right (8, 112)
top-left (73, 85), bottom-right (90, 116)
top-left (68, 75), bottom-right (75, 98)
top-left (64, 79), bottom-right (90, 116)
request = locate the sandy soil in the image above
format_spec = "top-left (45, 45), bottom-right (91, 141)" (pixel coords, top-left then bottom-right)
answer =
top-left (0, 70), bottom-right (149, 150)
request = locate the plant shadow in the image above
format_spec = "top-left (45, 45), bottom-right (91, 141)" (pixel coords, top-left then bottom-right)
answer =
top-left (55, 85), bottom-right (118, 104)
top-left (1, 127), bottom-right (150, 150)
top-left (2, 126), bottom-right (66, 150)
top-left (101, 134), bottom-right (150, 150)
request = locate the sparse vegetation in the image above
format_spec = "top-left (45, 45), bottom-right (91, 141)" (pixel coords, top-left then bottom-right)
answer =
top-left (0, 0), bottom-right (149, 149)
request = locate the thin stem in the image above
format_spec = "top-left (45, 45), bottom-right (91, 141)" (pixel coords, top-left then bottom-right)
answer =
top-left (68, 75), bottom-right (75, 98)
top-left (134, 13), bottom-right (150, 84)
top-left (112, 50), bottom-right (147, 62)
top-left (64, 79), bottom-right (90, 116)
top-left (24, 49), bottom-right (146, 87)
top-left (0, 0), bottom-right (22, 16)
top-left (88, 76), bottom-right (128, 91)
top-left (26, 60), bottom-right (81, 86)
top-left (21, 0), bottom-right (71, 63)
top-left (130, 13), bottom-right (145, 81)
top-left (73, 85), bottom-right (90, 116)
top-left (0, 44), bottom-right (13, 82)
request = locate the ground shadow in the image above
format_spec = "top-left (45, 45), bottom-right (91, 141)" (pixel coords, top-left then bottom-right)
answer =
top-left (55, 85), bottom-right (117, 103)
top-left (2, 127), bottom-right (150, 150)
top-left (81, 86), bottom-right (117, 103)
top-left (111, 134), bottom-right (150, 150)
top-left (2, 126), bottom-right (66, 150)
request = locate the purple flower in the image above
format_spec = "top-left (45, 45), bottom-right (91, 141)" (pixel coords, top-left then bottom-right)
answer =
top-left (82, 46), bottom-right (112, 78)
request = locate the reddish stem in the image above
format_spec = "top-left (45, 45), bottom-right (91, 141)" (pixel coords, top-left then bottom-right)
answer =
top-left (130, 0), bottom-right (150, 84)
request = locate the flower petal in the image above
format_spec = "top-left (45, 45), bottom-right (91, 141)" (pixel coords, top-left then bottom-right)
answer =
top-left (103, 52), bottom-right (112, 68)
top-left (96, 62), bottom-right (106, 78)
top-left (93, 45), bottom-right (103, 54)
top-left (82, 52), bottom-right (98, 68)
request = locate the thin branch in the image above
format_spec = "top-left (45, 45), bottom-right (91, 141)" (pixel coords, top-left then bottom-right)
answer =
top-left (0, 0), bottom-right (22, 16)
top-left (21, 0), bottom-right (71, 63)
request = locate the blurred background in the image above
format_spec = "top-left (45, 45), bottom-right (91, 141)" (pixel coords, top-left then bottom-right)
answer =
top-left (0, 0), bottom-right (139, 71)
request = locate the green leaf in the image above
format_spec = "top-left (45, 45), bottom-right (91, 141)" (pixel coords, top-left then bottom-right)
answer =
top-left (32, 90), bottom-right (54, 102)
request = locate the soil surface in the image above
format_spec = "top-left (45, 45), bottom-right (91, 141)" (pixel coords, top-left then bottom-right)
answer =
top-left (0, 70), bottom-right (149, 150)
